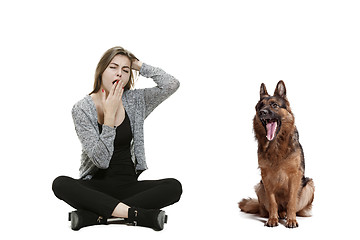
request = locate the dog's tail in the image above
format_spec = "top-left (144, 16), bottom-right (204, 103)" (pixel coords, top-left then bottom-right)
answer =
top-left (238, 198), bottom-right (259, 214)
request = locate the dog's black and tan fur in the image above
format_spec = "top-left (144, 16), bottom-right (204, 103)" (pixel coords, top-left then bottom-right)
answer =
top-left (239, 81), bottom-right (314, 228)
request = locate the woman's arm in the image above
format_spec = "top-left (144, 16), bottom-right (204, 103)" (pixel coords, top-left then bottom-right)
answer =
top-left (72, 105), bottom-right (115, 169)
top-left (137, 62), bottom-right (180, 118)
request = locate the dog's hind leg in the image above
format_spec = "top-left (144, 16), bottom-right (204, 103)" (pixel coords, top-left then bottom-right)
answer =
top-left (239, 182), bottom-right (269, 216)
top-left (296, 178), bottom-right (315, 217)
top-left (278, 211), bottom-right (286, 219)
top-left (255, 182), bottom-right (269, 217)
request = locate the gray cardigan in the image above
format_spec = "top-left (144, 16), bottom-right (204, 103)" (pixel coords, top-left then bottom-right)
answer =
top-left (71, 63), bottom-right (179, 179)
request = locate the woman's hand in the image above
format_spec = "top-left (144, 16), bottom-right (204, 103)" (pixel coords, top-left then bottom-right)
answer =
top-left (131, 59), bottom-right (143, 71)
top-left (102, 80), bottom-right (124, 127)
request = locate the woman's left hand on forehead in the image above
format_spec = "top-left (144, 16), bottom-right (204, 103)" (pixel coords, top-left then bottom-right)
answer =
top-left (131, 60), bottom-right (143, 71)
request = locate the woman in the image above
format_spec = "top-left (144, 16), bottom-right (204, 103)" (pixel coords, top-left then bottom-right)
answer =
top-left (52, 46), bottom-right (182, 231)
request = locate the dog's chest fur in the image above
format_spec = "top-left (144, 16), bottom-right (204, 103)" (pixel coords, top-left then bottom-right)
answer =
top-left (258, 149), bottom-right (302, 195)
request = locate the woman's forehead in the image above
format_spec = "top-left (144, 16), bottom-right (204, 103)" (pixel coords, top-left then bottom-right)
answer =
top-left (111, 54), bottom-right (131, 66)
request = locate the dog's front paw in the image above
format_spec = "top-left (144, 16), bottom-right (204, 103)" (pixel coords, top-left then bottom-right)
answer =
top-left (265, 218), bottom-right (278, 227)
top-left (285, 219), bottom-right (298, 228)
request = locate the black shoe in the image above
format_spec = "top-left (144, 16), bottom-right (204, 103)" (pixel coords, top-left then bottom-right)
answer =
top-left (68, 210), bottom-right (107, 231)
top-left (127, 208), bottom-right (168, 231)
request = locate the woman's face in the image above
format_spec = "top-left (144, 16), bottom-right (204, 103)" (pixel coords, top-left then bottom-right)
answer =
top-left (101, 54), bottom-right (131, 92)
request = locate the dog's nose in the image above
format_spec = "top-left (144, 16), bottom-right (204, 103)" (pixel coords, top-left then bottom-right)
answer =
top-left (260, 109), bottom-right (268, 116)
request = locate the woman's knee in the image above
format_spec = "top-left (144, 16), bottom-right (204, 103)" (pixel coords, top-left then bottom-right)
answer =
top-left (52, 175), bottom-right (73, 198)
top-left (164, 178), bottom-right (183, 200)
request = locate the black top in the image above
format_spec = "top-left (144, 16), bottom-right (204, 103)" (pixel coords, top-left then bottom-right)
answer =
top-left (94, 111), bottom-right (137, 182)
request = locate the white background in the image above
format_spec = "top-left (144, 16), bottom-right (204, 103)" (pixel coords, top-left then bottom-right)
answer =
top-left (1, 0), bottom-right (359, 239)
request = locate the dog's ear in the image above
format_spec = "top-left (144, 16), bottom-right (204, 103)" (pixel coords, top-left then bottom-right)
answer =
top-left (274, 80), bottom-right (287, 99)
top-left (260, 83), bottom-right (269, 99)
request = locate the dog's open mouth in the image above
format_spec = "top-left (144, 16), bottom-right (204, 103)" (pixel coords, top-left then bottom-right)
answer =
top-left (261, 119), bottom-right (280, 141)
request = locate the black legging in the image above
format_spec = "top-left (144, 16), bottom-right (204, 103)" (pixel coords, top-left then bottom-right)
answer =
top-left (52, 176), bottom-right (182, 219)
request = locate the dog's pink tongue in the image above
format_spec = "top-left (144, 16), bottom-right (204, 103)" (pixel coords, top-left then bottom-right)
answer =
top-left (266, 121), bottom-right (277, 141)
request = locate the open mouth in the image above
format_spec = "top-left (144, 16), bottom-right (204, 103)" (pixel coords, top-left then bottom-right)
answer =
top-left (261, 118), bottom-right (280, 141)
top-left (112, 80), bottom-right (118, 85)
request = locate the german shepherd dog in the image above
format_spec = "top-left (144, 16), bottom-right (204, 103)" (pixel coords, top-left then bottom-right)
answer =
top-left (239, 81), bottom-right (314, 228)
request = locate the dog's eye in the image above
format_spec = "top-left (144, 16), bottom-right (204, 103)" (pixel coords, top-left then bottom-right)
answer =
top-left (271, 103), bottom-right (278, 108)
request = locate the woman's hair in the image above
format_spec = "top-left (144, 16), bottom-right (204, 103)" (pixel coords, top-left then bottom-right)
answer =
top-left (90, 46), bottom-right (139, 95)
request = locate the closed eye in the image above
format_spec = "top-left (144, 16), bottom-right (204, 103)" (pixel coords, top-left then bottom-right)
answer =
top-left (109, 63), bottom-right (118, 69)
top-left (122, 66), bottom-right (130, 73)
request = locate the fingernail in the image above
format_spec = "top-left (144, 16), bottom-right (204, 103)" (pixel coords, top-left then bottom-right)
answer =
top-left (102, 89), bottom-right (104, 93)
